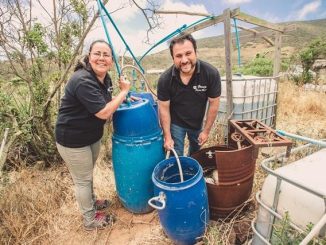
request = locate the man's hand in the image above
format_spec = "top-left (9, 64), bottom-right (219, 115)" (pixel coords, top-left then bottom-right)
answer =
top-left (164, 136), bottom-right (174, 151)
top-left (198, 131), bottom-right (209, 146)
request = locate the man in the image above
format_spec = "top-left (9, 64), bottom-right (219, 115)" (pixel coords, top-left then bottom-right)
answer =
top-left (157, 34), bottom-right (221, 156)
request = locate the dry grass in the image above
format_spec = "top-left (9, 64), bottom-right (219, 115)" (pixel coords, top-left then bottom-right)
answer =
top-left (0, 79), bottom-right (325, 244)
top-left (0, 165), bottom-right (77, 244)
top-left (277, 80), bottom-right (326, 139)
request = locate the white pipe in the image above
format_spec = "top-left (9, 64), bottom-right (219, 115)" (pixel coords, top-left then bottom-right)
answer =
top-left (0, 128), bottom-right (9, 160)
top-left (300, 213), bottom-right (326, 245)
top-left (277, 130), bottom-right (326, 147)
top-left (170, 148), bottom-right (184, 182)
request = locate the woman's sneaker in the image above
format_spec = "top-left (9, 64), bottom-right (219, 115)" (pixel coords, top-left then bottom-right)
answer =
top-left (95, 199), bottom-right (111, 210)
top-left (84, 212), bottom-right (115, 231)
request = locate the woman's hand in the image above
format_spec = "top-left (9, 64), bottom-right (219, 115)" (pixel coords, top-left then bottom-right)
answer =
top-left (119, 75), bottom-right (131, 93)
top-left (129, 95), bottom-right (140, 102)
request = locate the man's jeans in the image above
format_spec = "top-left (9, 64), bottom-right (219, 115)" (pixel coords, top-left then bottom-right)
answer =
top-left (170, 123), bottom-right (201, 156)
top-left (56, 140), bottom-right (101, 225)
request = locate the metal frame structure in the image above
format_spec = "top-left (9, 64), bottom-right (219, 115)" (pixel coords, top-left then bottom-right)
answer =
top-left (218, 76), bottom-right (280, 129)
top-left (252, 142), bottom-right (326, 245)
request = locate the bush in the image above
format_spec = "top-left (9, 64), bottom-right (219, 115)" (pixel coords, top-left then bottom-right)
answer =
top-left (293, 37), bottom-right (326, 84)
top-left (235, 56), bottom-right (273, 76)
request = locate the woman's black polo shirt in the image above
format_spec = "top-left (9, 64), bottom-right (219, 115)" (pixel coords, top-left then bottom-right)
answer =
top-left (157, 60), bottom-right (221, 130)
top-left (55, 67), bottom-right (112, 148)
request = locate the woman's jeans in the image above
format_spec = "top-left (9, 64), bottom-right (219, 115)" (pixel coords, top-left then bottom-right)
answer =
top-left (56, 140), bottom-right (101, 225)
top-left (170, 123), bottom-right (201, 156)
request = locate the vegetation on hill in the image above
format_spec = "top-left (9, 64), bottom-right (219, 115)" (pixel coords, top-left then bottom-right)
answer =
top-left (141, 18), bottom-right (326, 76)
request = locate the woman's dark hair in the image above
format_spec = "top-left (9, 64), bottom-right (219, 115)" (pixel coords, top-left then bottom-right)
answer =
top-left (74, 40), bottom-right (113, 71)
top-left (169, 34), bottom-right (197, 57)
top-left (88, 39), bottom-right (112, 54)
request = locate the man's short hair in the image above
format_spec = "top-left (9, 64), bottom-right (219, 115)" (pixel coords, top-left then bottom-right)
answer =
top-left (169, 34), bottom-right (197, 57)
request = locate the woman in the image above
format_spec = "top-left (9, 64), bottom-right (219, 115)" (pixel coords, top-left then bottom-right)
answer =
top-left (55, 40), bottom-right (130, 230)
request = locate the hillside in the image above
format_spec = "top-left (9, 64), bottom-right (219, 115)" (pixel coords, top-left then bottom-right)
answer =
top-left (141, 18), bottom-right (326, 73)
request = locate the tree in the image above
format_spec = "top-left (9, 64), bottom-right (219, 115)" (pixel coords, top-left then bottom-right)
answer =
top-left (298, 38), bottom-right (326, 84)
top-left (0, 0), bottom-right (162, 167)
top-left (0, 0), bottom-right (107, 166)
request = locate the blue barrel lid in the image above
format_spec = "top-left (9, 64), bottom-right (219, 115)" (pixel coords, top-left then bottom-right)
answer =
top-left (130, 92), bottom-right (156, 106)
top-left (117, 98), bottom-right (146, 110)
top-left (113, 98), bottom-right (160, 137)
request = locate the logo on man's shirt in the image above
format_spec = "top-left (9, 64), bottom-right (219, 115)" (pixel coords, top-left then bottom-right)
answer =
top-left (193, 84), bottom-right (207, 92)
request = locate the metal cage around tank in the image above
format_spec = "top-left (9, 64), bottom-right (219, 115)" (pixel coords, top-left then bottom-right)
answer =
top-left (252, 141), bottom-right (326, 245)
top-left (217, 75), bottom-right (279, 129)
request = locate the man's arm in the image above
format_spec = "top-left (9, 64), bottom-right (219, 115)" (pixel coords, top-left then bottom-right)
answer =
top-left (198, 97), bottom-right (220, 145)
top-left (158, 100), bottom-right (174, 150)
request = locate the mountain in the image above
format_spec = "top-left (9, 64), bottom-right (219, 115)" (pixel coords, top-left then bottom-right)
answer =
top-left (141, 18), bottom-right (326, 74)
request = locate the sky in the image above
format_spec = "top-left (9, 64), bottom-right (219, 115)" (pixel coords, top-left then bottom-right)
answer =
top-left (34, 0), bottom-right (326, 57)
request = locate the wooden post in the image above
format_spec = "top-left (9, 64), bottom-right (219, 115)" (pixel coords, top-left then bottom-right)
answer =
top-left (273, 32), bottom-right (282, 76)
top-left (224, 9), bottom-right (233, 125)
top-left (0, 128), bottom-right (9, 160)
top-left (0, 128), bottom-right (9, 173)
top-left (272, 32), bottom-right (282, 128)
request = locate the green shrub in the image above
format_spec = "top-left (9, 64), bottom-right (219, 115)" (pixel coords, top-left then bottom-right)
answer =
top-left (235, 56), bottom-right (273, 76)
top-left (272, 212), bottom-right (326, 245)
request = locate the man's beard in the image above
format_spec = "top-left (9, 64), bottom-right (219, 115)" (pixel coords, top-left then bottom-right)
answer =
top-left (178, 61), bottom-right (196, 72)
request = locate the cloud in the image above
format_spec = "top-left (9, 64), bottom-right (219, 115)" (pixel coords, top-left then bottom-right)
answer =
top-left (88, 0), bottom-right (211, 57)
top-left (259, 12), bottom-right (282, 23)
top-left (296, 0), bottom-right (321, 20)
top-left (31, 1), bottom-right (54, 23)
top-left (223, 0), bottom-right (252, 5)
top-left (154, 0), bottom-right (210, 38)
top-left (105, 0), bottom-right (141, 23)
top-left (29, 1), bottom-right (213, 58)
top-left (143, 0), bottom-right (211, 54)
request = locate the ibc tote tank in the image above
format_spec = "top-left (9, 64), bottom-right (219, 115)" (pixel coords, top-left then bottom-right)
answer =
top-left (112, 98), bottom-right (165, 213)
top-left (253, 147), bottom-right (326, 244)
top-left (218, 75), bottom-right (278, 127)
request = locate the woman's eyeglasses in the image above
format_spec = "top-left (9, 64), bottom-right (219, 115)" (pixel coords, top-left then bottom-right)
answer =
top-left (91, 52), bottom-right (112, 59)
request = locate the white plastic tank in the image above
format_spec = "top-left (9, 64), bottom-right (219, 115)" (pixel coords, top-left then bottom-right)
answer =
top-left (218, 75), bottom-right (277, 126)
top-left (253, 148), bottom-right (326, 244)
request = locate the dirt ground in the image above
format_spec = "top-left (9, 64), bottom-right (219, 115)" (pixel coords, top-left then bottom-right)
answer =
top-left (52, 161), bottom-right (174, 245)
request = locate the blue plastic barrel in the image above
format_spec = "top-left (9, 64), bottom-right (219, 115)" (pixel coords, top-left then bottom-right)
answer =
top-left (112, 98), bottom-right (159, 137)
top-left (130, 91), bottom-right (158, 116)
top-left (112, 131), bottom-right (165, 213)
top-left (112, 99), bottom-right (165, 213)
top-left (149, 156), bottom-right (209, 245)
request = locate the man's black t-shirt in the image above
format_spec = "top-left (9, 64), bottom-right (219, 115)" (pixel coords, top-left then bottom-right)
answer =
top-left (55, 66), bottom-right (112, 147)
top-left (157, 60), bottom-right (221, 130)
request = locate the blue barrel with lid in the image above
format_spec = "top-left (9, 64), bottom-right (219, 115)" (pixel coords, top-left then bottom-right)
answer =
top-left (112, 98), bottom-right (164, 213)
top-left (148, 155), bottom-right (209, 244)
top-left (130, 91), bottom-right (158, 117)
top-left (112, 98), bottom-right (159, 137)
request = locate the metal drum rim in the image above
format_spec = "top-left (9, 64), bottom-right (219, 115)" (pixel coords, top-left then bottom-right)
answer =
top-left (152, 156), bottom-right (204, 191)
